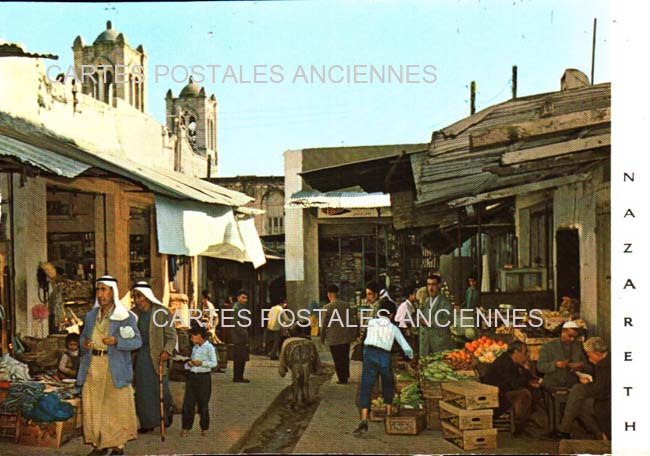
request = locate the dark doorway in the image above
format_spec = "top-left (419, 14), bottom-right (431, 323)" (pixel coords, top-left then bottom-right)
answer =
top-left (556, 229), bottom-right (580, 306)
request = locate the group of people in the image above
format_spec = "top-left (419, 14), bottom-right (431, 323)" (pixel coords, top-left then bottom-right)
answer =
top-left (483, 321), bottom-right (610, 440)
top-left (66, 275), bottom-right (257, 455)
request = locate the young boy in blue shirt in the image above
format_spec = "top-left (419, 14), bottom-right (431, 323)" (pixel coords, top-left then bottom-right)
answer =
top-left (181, 325), bottom-right (217, 437)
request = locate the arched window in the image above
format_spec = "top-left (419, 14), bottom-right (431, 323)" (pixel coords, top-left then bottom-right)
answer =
top-left (129, 74), bottom-right (134, 106)
top-left (188, 116), bottom-right (197, 144)
top-left (103, 71), bottom-right (113, 104)
top-left (139, 79), bottom-right (144, 111)
top-left (264, 190), bottom-right (285, 235)
top-left (134, 76), bottom-right (140, 110)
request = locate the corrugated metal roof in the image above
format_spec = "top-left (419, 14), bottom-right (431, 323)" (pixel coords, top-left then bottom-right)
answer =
top-left (287, 190), bottom-right (390, 209)
top-left (0, 111), bottom-right (252, 208)
top-left (299, 143), bottom-right (427, 173)
top-left (0, 42), bottom-right (58, 60)
top-left (415, 83), bottom-right (611, 206)
top-left (0, 133), bottom-right (90, 177)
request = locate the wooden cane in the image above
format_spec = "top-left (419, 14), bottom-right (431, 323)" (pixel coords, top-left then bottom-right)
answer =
top-left (159, 357), bottom-right (165, 442)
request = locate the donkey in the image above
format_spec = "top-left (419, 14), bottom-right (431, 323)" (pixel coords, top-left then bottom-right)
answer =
top-left (278, 336), bottom-right (321, 408)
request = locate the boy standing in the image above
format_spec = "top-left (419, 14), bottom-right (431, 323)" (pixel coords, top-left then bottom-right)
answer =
top-left (181, 326), bottom-right (217, 437)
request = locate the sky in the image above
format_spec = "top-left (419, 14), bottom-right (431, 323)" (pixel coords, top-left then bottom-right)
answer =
top-left (0, 1), bottom-right (610, 176)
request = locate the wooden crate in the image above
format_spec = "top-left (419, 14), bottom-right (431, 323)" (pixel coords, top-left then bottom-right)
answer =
top-left (493, 411), bottom-right (515, 433)
top-left (439, 400), bottom-right (493, 430)
top-left (419, 375), bottom-right (443, 399)
top-left (63, 398), bottom-right (82, 429)
top-left (18, 416), bottom-right (76, 448)
top-left (442, 381), bottom-right (499, 410)
top-left (424, 397), bottom-right (441, 430)
top-left (441, 421), bottom-right (497, 451)
top-left (0, 412), bottom-right (19, 442)
top-left (369, 407), bottom-right (387, 422)
top-left (384, 409), bottom-right (426, 435)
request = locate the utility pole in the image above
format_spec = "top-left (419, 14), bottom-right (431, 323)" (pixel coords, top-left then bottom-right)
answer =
top-left (470, 81), bottom-right (476, 115)
top-left (591, 18), bottom-right (597, 84)
top-left (512, 66), bottom-right (518, 99)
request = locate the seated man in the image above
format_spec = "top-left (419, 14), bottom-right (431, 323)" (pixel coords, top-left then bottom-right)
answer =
top-left (537, 321), bottom-right (591, 390)
top-left (550, 337), bottom-right (611, 440)
top-left (483, 341), bottom-right (541, 435)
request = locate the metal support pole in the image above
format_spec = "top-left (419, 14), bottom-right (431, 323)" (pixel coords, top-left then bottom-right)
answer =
top-left (591, 18), bottom-right (597, 85)
top-left (512, 66), bottom-right (518, 98)
top-left (477, 205), bottom-right (482, 291)
top-left (102, 194), bottom-right (108, 274)
top-left (470, 81), bottom-right (476, 115)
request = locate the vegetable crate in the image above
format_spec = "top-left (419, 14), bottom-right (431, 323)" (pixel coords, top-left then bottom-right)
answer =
top-left (493, 410), bottom-right (515, 433)
top-left (384, 409), bottom-right (426, 435)
top-left (369, 407), bottom-right (387, 422)
top-left (0, 412), bottom-right (19, 442)
top-left (439, 400), bottom-right (493, 430)
top-left (442, 381), bottom-right (499, 410)
top-left (395, 377), bottom-right (417, 394)
top-left (424, 397), bottom-right (441, 430)
top-left (441, 420), bottom-right (497, 451)
top-left (18, 416), bottom-right (76, 448)
top-left (419, 376), bottom-right (443, 399)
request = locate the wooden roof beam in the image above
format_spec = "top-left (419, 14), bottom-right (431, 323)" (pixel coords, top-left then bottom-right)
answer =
top-left (501, 134), bottom-right (610, 165)
top-left (447, 173), bottom-right (591, 208)
top-left (470, 107), bottom-right (610, 149)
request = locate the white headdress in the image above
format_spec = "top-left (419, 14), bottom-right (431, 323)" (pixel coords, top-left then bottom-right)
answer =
top-left (131, 281), bottom-right (163, 306)
top-left (94, 275), bottom-right (130, 321)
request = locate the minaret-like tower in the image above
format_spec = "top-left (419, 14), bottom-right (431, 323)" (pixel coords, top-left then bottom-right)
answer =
top-left (165, 76), bottom-right (218, 174)
top-left (72, 20), bottom-right (147, 112)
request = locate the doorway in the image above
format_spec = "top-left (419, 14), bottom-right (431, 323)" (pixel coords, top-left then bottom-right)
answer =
top-left (556, 229), bottom-right (580, 306)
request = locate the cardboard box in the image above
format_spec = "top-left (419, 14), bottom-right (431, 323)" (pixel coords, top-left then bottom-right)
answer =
top-left (18, 416), bottom-right (76, 448)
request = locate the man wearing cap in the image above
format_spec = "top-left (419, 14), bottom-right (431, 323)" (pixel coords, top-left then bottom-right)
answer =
top-left (537, 321), bottom-right (591, 390)
top-left (550, 337), bottom-right (611, 440)
top-left (131, 281), bottom-right (177, 434)
top-left (77, 276), bottom-right (142, 456)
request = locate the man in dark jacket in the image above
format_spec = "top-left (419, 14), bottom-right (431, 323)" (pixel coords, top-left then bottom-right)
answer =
top-left (552, 337), bottom-right (611, 440)
top-left (483, 341), bottom-right (541, 434)
top-left (320, 284), bottom-right (357, 384)
top-left (232, 289), bottom-right (251, 383)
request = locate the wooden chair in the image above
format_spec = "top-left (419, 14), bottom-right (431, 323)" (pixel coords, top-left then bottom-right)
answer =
top-left (544, 387), bottom-right (570, 433)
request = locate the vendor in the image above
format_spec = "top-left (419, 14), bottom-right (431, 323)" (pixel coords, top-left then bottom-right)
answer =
top-left (537, 321), bottom-right (592, 390)
top-left (462, 274), bottom-right (480, 310)
top-left (419, 274), bottom-right (454, 357)
top-left (483, 341), bottom-right (541, 436)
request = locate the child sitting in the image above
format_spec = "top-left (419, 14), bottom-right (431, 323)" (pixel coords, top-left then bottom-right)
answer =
top-left (181, 325), bottom-right (217, 437)
top-left (58, 333), bottom-right (80, 379)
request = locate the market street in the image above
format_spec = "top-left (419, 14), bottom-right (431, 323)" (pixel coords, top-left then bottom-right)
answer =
top-left (6, 355), bottom-right (292, 455)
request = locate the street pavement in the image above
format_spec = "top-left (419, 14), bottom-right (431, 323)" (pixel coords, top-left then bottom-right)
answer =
top-left (294, 359), bottom-right (561, 455)
top-left (4, 355), bottom-right (291, 455)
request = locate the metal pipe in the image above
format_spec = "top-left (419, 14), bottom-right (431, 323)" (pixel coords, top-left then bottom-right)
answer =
top-left (591, 18), bottom-right (597, 85)
top-left (361, 237), bottom-right (365, 291)
top-left (8, 173), bottom-right (16, 353)
top-left (470, 81), bottom-right (476, 115)
top-left (512, 66), bottom-right (518, 98)
top-left (457, 215), bottom-right (462, 301)
top-left (103, 194), bottom-right (108, 274)
top-left (477, 205), bottom-right (482, 291)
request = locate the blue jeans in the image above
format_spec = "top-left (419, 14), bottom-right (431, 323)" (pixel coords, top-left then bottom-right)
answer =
top-left (358, 345), bottom-right (394, 410)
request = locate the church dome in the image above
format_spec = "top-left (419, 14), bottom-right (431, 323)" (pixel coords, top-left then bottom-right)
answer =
top-left (94, 21), bottom-right (120, 44)
top-left (179, 76), bottom-right (203, 98)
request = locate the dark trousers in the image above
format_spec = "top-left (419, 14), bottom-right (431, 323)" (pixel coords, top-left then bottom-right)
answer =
top-left (558, 383), bottom-right (603, 436)
top-left (503, 389), bottom-right (532, 428)
top-left (359, 346), bottom-right (394, 410)
top-left (329, 343), bottom-right (351, 382)
top-left (233, 344), bottom-right (249, 381)
top-left (182, 372), bottom-right (211, 431)
top-left (269, 331), bottom-right (281, 358)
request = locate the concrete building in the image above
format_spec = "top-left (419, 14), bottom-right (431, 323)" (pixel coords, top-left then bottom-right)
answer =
top-left (283, 144), bottom-right (428, 309)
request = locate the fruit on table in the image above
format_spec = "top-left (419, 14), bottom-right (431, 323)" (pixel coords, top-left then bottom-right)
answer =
top-left (444, 350), bottom-right (473, 370)
top-left (466, 336), bottom-right (507, 363)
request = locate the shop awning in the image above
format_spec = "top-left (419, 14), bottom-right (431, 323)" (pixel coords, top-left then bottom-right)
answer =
top-left (0, 133), bottom-right (90, 178)
top-left (286, 190), bottom-right (390, 209)
top-left (154, 195), bottom-right (266, 268)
